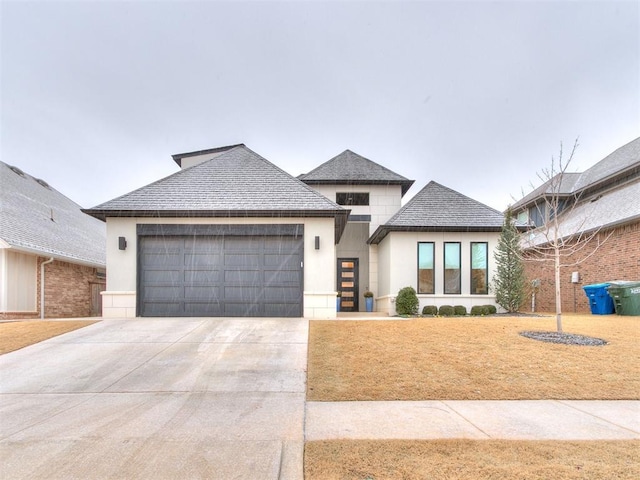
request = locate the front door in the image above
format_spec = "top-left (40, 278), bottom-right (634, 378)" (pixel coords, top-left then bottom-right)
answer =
top-left (337, 258), bottom-right (359, 312)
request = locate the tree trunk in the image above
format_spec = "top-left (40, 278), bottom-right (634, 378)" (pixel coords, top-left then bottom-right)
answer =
top-left (555, 247), bottom-right (563, 333)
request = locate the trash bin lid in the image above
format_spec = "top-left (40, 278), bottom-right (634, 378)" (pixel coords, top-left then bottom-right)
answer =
top-left (607, 280), bottom-right (640, 288)
top-left (583, 282), bottom-right (611, 289)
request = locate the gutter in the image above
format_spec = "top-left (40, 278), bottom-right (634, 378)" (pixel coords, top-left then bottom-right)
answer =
top-left (40, 257), bottom-right (54, 319)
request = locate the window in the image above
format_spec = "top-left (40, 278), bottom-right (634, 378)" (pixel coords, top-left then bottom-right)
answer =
top-left (417, 242), bottom-right (435, 294)
top-left (444, 242), bottom-right (461, 294)
top-left (471, 242), bottom-right (488, 295)
top-left (336, 192), bottom-right (369, 206)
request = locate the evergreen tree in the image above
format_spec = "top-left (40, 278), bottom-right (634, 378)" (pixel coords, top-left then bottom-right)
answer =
top-left (493, 208), bottom-right (526, 312)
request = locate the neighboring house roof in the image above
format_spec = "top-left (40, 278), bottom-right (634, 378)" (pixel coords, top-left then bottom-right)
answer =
top-left (368, 181), bottom-right (504, 244)
top-left (0, 161), bottom-right (106, 267)
top-left (523, 180), bottom-right (640, 248)
top-left (84, 145), bottom-right (349, 242)
top-left (298, 149), bottom-right (415, 196)
top-left (512, 136), bottom-right (640, 210)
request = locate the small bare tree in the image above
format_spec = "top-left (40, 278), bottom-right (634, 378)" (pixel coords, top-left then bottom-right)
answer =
top-left (521, 139), bottom-right (612, 333)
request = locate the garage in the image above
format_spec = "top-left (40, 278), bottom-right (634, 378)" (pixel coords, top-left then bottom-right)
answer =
top-left (137, 224), bottom-right (303, 317)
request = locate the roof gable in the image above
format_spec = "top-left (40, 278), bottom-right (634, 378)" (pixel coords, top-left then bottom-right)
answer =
top-left (0, 161), bottom-right (106, 266)
top-left (299, 149), bottom-right (414, 196)
top-left (368, 181), bottom-right (504, 244)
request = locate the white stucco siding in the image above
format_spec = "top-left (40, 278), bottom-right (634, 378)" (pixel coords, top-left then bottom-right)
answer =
top-left (103, 216), bottom-right (337, 318)
top-left (309, 185), bottom-right (402, 235)
top-left (377, 231), bottom-right (501, 314)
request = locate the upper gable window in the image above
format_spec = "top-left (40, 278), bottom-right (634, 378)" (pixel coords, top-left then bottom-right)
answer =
top-left (336, 192), bottom-right (369, 206)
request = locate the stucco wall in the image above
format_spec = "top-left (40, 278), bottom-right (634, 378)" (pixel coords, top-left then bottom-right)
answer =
top-left (377, 231), bottom-right (501, 315)
top-left (103, 216), bottom-right (337, 318)
top-left (310, 185), bottom-right (403, 235)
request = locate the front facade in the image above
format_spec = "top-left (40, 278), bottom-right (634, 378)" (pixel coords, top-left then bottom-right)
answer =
top-left (86, 145), bottom-right (504, 318)
top-left (0, 161), bottom-right (106, 319)
top-left (512, 137), bottom-right (640, 313)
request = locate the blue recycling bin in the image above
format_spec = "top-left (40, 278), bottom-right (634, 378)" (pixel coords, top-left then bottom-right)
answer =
top-left (582, 283), bottom-right (615, 315)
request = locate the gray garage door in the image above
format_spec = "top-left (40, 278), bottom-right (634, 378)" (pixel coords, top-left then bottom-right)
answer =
top-left (137, 224), bottom-right (303, 317)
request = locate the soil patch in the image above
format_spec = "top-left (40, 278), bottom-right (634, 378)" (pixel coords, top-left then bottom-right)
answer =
top-left (0, 320), bottom-right (99, 355)
top-left (520, 331), bottom-right (608, 346)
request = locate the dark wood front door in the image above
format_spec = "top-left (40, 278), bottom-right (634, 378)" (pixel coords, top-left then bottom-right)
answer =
top-left (338, 258), bottom-right (359, 312)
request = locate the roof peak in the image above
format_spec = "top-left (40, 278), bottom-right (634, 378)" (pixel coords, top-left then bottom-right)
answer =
top-left (299, 149), bottom-right (415, 196)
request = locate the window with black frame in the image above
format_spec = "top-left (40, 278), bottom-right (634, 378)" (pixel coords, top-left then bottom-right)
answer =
top-left (444, 242), bottom-right (461, 294)
top-left (470, 242), bottom-right (488, 294)
top-left (336, 192), bottom-right (369, 206)
top-left (417, 242), bottom-right (435, 294)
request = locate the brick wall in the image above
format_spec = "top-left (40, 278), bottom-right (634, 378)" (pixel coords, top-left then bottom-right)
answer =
top-left (523, 221), bottom-right (640, 313)
top-left (36, 258), bottom-right (105, 319)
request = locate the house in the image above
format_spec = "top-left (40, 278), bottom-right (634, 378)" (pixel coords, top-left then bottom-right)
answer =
top-left (0, 161), bottom-right (106, 320)
top-left (512, 137), bottom-right (640, 313)
top-left (84, 144), bottom-right (505, 318)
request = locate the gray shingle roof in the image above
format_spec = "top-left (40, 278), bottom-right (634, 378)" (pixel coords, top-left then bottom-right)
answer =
top-left (512, 137), bottom-right (640, 209)
top-left (0, 161), bottom-right (106, 267)
top-left (299, 149), bottom-right (414, 196)
top-left (83, 145), bottom-right (349, 241)
top-left (524, 180), bottom-right (640, 247)
top-left (368, 181), bottom-right (504, 244)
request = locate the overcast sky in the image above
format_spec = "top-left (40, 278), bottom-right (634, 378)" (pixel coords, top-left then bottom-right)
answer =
top-left (2, 0), bottom-right (638, 211)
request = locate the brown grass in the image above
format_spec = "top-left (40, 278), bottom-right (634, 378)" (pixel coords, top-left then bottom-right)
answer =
top-left (305, 439), bottom-right (640, 480)
top-left (307, 314), bottom-right (640, 400)
top-left (0, 320), bottom-right (99, 355)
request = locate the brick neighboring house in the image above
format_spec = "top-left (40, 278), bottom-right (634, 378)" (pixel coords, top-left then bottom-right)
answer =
top-left (0, 161), bottom-right (106, 319)
top-left (512, 137), bottom-right (640, 314)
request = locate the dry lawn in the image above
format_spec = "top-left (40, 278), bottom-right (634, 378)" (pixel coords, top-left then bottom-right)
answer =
top-left (0, 320), bottom-right (99, 354)
top-left (307, 314), bottom-right (640, 400)
top-left (305, 439), bottom-right (640, 480)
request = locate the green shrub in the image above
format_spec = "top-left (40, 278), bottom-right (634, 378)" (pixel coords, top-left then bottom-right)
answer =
top-left (438, 305), bottom-right (455, 316)
top-left (470, 305), bottom-right (485, 316)
top-left (396, 286), bottom-right (419, 315)
top-left (485, 305), bottom-right (497, 314)
top-left (422, 305), bottom-right (438, 316)
top-left (453, 305), bottom-right (467, 316)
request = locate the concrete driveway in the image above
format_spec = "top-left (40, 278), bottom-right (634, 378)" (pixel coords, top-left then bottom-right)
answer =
top-left (0, 318), bottom-right (308, 479)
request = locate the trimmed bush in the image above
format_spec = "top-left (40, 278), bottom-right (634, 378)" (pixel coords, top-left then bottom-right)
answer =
top-left (453, 305), bottom-right (467, 316)
top-left (422, 305), bottom-right (438, 316)
top-left (470, 305), bottom-right (486, 316)
top-left (396, 286), bottom-right (419, 315)
top-left (438, 305), bottom-right (455, 317)
top-left (485, 305), bottom-right (497, 314)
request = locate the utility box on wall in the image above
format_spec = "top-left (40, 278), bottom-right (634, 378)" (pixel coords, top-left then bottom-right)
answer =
top-left (571, 271), bottom-right (580, 283)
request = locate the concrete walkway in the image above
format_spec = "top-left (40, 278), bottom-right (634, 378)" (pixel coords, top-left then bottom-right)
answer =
top-left (0, 318), bottom-right (308, 480)
top-left (305, 400), bottom-right (640, 441)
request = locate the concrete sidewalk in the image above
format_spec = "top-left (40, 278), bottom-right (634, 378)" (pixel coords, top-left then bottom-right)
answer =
top-left (306, 400), bottom-right (640, 441)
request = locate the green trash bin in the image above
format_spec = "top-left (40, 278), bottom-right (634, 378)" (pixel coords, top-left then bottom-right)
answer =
top-left (606, 281), bottom-right (640, 316)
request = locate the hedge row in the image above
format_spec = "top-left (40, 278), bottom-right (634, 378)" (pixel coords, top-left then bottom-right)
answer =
top-left (421, 304), bottom-right (497, 316)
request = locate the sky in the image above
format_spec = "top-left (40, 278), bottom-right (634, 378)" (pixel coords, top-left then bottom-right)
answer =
top-left (1, 0), bottom-right (638, 212)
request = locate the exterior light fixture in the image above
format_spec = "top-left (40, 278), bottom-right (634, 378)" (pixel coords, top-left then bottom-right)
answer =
top-left (118, 237), bottom-right (127, 250)
top-left (315, 236), bottom-right (320, 250)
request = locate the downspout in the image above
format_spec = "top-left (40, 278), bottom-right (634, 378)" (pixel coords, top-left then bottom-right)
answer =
top-left (40, 257), bottom-right (54, 319)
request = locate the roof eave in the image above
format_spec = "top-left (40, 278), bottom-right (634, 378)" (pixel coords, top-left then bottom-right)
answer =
top-left (301, 179), bottom-right (415, 196)
top-left (81, 208), bottom-right (351, 244)
top-left (368, 225), bottom-right (503, 244)
top-left (2, 244), bottom-right (105, 269)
